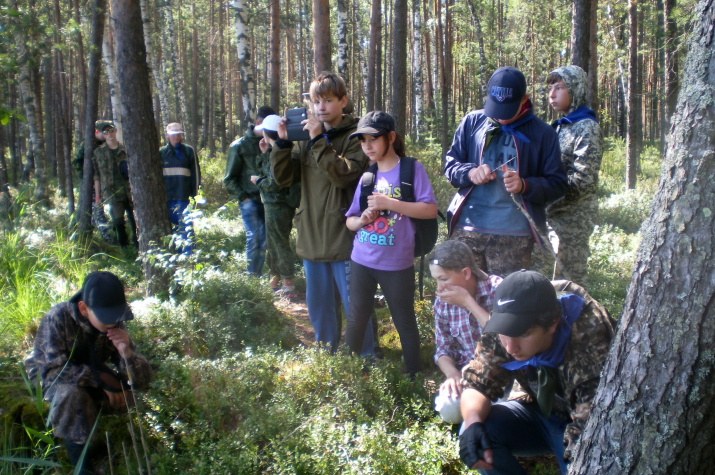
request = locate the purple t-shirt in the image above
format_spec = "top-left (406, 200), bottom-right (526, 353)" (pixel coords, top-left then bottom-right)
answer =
top-left (346, 159), bottom-right (437, 271)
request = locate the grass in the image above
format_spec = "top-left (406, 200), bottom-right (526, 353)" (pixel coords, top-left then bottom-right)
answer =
top-left (0, 137), bottom-right (660, 473)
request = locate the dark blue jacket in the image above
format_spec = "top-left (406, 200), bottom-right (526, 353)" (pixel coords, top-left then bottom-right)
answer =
top-left (444, 107), bottom-right (567, 244)
top-left (160, 142), bottom-right (201, 201)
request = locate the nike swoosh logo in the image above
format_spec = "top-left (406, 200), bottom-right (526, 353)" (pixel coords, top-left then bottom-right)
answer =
top-left (498, 299), bottom-right (515, 306)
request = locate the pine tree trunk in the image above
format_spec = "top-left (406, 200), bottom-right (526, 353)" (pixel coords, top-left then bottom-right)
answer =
top-left (571, 0), bottom-right (591, 71)
top-left (367, 0), bottom-right (381, 111)
top-left (270, 0), bottom-right (281, 111)
top-left (625, 0), bottom-right (638, 189)
top-left (110, 0), bottom-right (171, 293)
top-left (571, 1), bottom-right (715, 471)
top-left (391, 0), bottom-right (407, 136)
top-left (163, 0), bottom-right (189, 126)
top-left (78, 0), bottom-right (107, 239)
top-left (312, 0), bottom-right (331, 76)
top-left (663, 0), bottom-right (678, 126)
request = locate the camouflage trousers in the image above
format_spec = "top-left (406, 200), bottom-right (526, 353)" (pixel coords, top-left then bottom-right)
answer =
top-left (451, 228), bottom-right (534, 278)
top-left (264, 202), bottom-right (297, 279)
top-left (46, 384), bottom-right (106, 444)
top-left (548, 211), bottom-right (594, 287)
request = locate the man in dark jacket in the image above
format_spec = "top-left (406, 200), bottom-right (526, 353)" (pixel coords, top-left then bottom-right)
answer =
top-left (444, 67), bottom-right (567, 277)
top-left (224, 107), bottom-right (275, 276)
top-left (25, 271), bottom-right (153, 473)
top-left (161, 122), bottom-right (201, 252)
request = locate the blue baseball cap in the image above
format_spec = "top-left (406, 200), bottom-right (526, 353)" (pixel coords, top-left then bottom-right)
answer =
top-left (484, 67), bottom-right (527, 120)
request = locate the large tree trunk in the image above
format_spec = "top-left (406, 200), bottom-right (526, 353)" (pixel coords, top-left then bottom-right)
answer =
top-left (571, 0), bottom-right (715, 472)
top-left (110, 0), bottom-right (171, 293)
top-left (312, 0), bottom-right (331, 76)
top-left (391, 0), bottom-right (407, 136)
top-left (663, 0), bottom-right (679, 127)
top-left (270, 0), bottom-right (281, 111)
top-left (78, 0), bottom-right (107, 240)
top-left (570, 0), bottom-right (591, 71)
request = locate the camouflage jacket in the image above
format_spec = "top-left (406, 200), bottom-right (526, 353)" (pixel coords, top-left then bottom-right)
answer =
top-left (92, 143), bottom-right (132, 205)
top-left (24, 295), bottom-right (153, 396)
top-left (547, 65), bottom-right (603, 216)
top-left (223, 127), bottom-right (262, 203)
top-left (461, 280), bottom-right (614, 456)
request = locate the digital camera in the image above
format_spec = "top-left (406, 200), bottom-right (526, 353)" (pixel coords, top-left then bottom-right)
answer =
top-left (285, 107), bottom-right (311, 142)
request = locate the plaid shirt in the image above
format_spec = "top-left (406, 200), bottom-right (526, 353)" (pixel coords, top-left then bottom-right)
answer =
top-left (433, 275), bottom-right (502, 368)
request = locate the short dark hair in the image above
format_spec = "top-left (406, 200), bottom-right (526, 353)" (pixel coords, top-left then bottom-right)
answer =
top-left (263, 130), bottom-right (279, 141)
top-left (532, 306), bottom-right (562, 331)
top-left (257, 106), bottom-right (277, 121)
top-left (546, 72), bottom-right (563, 85)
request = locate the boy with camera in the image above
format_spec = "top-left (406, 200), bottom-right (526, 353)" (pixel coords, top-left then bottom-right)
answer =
top-left (265, 72), bottom-right (373, 355)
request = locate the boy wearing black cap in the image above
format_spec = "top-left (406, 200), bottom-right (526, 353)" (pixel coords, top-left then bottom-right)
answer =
top-left (444, 67), bottom-right (567, 277)
top-left (457, 270), bottom-right (613, 473)
top-left (25, 271), bottom-right (153, 472)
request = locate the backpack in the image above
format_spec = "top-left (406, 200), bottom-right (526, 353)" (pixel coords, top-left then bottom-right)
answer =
top-left (359, 157), bottom-right (444, 298)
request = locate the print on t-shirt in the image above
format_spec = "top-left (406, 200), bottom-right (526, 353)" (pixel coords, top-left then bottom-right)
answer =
top-left (357, 179), bottom-right (406, 248)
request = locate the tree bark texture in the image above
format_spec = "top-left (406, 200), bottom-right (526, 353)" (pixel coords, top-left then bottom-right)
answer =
top-left (625, 0), bottom-right (639, 189)
top-left (391, 0), bottom-right (407, 136)
top-left (571, 0), bottom-right (592, 71)
top-left (102, 28), bottom-right (123, 142)
top-left (337, 0), bottom-right (349, 80)
top-left (663, 0), bottom-right (679, 126)
top-left (233, 0), bottom-right (256, 125)
top-left (312, 0), bottom-right (331, 76)
top-left (411, 0), bottom-right (423, 141)
top-left (570, 1), bottom-right (715, 472)
top-left (110, 0), bottom-right (171, 292)
top-left (270, 0), bottom-right (281, 111)
top-left (78, 0), bottom-right (107, 239)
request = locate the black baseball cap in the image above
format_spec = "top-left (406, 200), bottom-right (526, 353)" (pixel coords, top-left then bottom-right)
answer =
top-left (483, 270), bottom-right (559, 337)
top-left (484, 67), bottom-right (527, 120)
top-left (75, 271), bottom-right (134, 324)
top-left (349, 111), bottom-right (395, 139)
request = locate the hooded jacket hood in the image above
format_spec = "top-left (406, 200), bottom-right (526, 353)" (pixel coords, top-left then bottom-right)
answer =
top-left (550, 65), bottom-right (589, 114)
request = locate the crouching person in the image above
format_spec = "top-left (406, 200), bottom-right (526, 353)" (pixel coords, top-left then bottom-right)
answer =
top-left (24, 271), bottom-right (153, 473)
top-left (459, 270), bottom-right (613, 474)
top-left (429, 240), bottom-right (502, 424)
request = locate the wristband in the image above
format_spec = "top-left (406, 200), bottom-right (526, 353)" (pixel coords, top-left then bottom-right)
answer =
top-left (520, 178), bottom-right (527, 194)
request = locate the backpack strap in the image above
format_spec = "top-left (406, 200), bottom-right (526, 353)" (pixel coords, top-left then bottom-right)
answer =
top-left (399, 156), bottom-right (416, 203)
top-left (359, 162), bottom-right (379, 212)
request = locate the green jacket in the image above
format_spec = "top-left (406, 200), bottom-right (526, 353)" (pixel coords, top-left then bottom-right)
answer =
top-left (256, 148), bottom-right (301, 208)
top-left (270, 114), bottom-right (367, 262)
top-left (224, 127), bottom-right (262, 203)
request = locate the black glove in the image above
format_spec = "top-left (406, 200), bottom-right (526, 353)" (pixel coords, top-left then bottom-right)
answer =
top-left (459, 422), bottom-right (491, 468)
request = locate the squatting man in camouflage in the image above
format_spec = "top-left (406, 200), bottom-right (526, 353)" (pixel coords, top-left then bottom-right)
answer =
top-left (545, 65), bottom-right (603, 287)
top-left (25, 272), bottom-right (153, 473)
top-left (458, 270), bottom-right (613, 474)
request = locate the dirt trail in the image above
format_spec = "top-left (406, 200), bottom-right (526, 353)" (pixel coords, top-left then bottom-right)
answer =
top-left (273, 293), bottom-right (314, 346)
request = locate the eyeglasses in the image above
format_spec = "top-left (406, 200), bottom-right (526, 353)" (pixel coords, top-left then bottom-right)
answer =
top-left (102, 128), bottom-right (116, 135)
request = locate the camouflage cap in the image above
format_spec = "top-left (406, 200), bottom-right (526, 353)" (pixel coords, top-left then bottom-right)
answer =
top-left (95, 119), bottom-right (115, 131)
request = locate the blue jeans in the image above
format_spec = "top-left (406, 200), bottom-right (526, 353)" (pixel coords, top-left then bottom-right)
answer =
top-left (239, 199), bottom-right (266, 275)
top-left (477, 400), bottom-right (569, 474)
top-left (168, 199), bottom-right (193, 253)
top-left (304, 259), bottom-right (373, 355)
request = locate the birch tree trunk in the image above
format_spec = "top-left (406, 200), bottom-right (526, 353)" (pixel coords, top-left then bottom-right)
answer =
top-left (625, 0), bottom-right (638, 189)
top-left (110, 0), bottom-right (171, 293)
top-left (571, 1), bottom-right (715, 471)
top-left (337, 0), bottom-right (349, 80)
top-left (367, 0), bottom-right (381, 111)
top-left (232, 0), bottom-right (256, 125)
top-left (411, 0), bottom-right (423, 141)
top-left (10, 0), bottom-right (48, 205)
top-left (102, 27), bottom-right (124, 143)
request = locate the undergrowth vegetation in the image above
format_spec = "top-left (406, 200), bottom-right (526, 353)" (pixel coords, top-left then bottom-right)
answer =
top-left (0, 140), bottom-right (659, 473)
